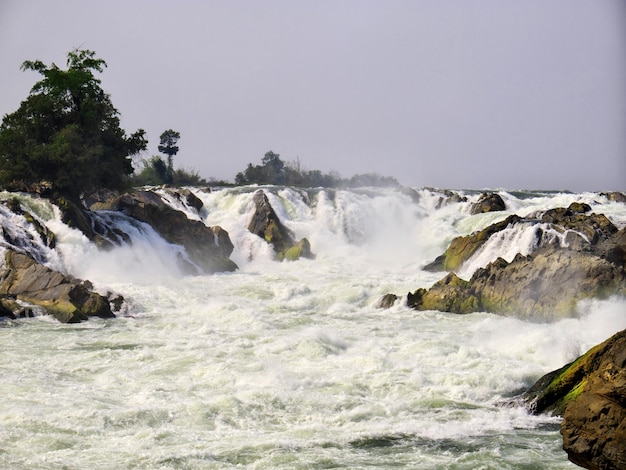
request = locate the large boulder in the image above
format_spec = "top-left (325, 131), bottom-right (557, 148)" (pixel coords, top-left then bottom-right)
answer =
top-left (88, 190), bottom-right (237, 274)
top-left (470, 192), bottom-right (506, 215)
top-left (601, 191), bottom-right (626, 203)
top-left (0, 250), bottom-right (116, 323)
top-left (520, 329), bottom-right (626, 469)
top-left (248, 190), bottom-right (314, 261)
top-left (406, 207), bottom-right (626, 321)
top-left (54, 196), bottom-right (126, 249)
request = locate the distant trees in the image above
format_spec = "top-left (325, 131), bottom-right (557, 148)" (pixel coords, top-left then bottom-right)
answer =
top-left (158, 129), bottom-right (180, 184)
top-left (0, 49), bottom-right (147, 199)
top-left (235, 151), bottom-right (398, 188)
top-left (132, 156), bottom-right (209, 186)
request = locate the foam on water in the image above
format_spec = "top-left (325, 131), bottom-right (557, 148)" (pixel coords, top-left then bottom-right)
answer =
top-left (1, 187), bottom-right (624, 468)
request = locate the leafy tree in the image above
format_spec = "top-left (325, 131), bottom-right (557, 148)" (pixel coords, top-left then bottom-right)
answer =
top-left (158, 129), bottom-right (180, 183)
top-left (235, 150), bottom-right (287, 185)
top-left (0, 49), bottom-right (147, 199)
top-left (132, 155), bottom-right (208, 186)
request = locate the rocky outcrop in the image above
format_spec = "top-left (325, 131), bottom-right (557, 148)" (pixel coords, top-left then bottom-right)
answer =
top-left (520, 329), bottom-right (626, 470)
top-left (470, 192), bottom-right (506, 215)
top-left (55, 196), bottom-right (129, 249)
top-left (424, 215), bottom-right (521, 272)
top-left (424, 188), bottom-right (468, 209)
top-left (0, 250), bottom-right (118, 323)
top-left (162, 187), bottom-right (204, 213)
top-left (87, 190), bottom-right (238, 274)
top-left (404, 204), bottom-right (626, 321)
top-left (248, 190), bottom-right (314, 261)
top-left (602, 191), bottom-right (626, 203)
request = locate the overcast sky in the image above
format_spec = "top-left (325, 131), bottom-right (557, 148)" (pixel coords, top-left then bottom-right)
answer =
top-left (1, 1), bottom-right (625, 191)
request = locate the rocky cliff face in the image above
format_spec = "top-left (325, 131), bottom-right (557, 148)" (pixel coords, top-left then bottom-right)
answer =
top-left (520, 329), bottom-right (626, 470)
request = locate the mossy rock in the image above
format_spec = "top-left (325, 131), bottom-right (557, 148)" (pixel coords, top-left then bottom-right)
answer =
top-left (522, 333), bottom-right (619, 416)
top-left (424, 215), bottom-right (521, 272)
top-left (280, 238), bottom-right (314, 261)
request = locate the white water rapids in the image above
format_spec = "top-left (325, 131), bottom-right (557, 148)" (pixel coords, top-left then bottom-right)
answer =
top-left (1, 187), bottom-right (625, 469)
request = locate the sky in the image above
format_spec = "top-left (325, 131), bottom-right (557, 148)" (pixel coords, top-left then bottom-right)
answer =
top-left (0, 0), bottom-right (625, 191)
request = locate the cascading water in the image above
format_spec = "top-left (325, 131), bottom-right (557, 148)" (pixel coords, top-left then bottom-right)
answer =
top-left (1, 186), bottom-right (625, 469)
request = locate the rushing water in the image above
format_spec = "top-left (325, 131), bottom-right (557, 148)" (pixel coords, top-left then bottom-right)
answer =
top-left (1, 187), bottom-right (625, 469)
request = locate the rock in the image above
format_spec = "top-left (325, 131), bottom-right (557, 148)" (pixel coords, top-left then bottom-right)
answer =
top-left (424, 188), bottom-right (468, 209)
top-left (520, 329), bottom-right (626, 470)
top-left (423, 215), bottom-right (521, 272)
top-left (88, 189), bottom-right (238, 274)
top-left (54, 196), bottom-right (122, 249)
top-left (248, 190), bottom-right (315, 260)
top-left (378, 293), bottom-right (399, 309)
top-left (411, 209), bottom-right (626, 320)
top-left (162, 187), bottom-right (204, 213)
top-left (540, 206), bottom-right (617, 245)
top-left (407, 272), bottom-right (479, 314)
top-left (248, 190), bottom-right (295, 254)
top-left (413, 245), bottom-right (625, 321)
top-left (5, 198), bottom-right (56, 249)
top-left (474, 248), bottom-right (625, 320)
top-left (281, 238), bottom-right (314, 261)
top-left (0, 250), bottom-right (115, 323)
top-left (470, 192), bottom-right (506, 215)
top-left (601, 191), bottom-right (626, 203)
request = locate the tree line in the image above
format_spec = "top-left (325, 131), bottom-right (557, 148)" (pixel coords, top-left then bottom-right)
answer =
top-left (235, 151), bottom-right (398, 188)
top-left (0, 49), bottom-right (397, 200)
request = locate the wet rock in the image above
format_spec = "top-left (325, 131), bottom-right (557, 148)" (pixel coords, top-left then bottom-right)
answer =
top-left (281, 237), bottom-right (314, 261)
top-left (0, 250), bottom-right (115, 323)
top-left (378, 293), bottom-right (399, 309)
top-left (424, 188), bottom-right (468, 209)
top-left (248, 190), bottom-right (315, 261)
top-left (4, 198), bottom-right (56, 249)
top-left (88, 189), bottom-right (237, 274)
top-left (601, 191), bottom-right (626, 203)
top-left (407, 272), bottom-right (479, 314)
top-left (520, 329), bottom-right (626, 470)
top-left (413, 209), bottom-right (626, 321)
top-left (470, 192), bottom-right (506, 215)
top-left (162, 187), bottom-right (204, 213)
top-left (423, 215), bottom-right (521, 272)
top-left (54, 196), bottom-right (121, 249)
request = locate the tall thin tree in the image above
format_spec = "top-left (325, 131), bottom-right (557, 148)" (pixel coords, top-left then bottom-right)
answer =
top-left (158, 129), bottom-right (180, 183)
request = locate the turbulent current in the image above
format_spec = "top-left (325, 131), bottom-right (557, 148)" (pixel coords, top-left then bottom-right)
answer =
top-left (1, 186), bottom-right (625, 469)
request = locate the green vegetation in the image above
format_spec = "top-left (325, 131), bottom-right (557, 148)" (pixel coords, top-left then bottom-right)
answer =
top-left (158, 129), bottom-right (180, 183)
top-left (235, 151), bottom-right (398, 188)
top-left (132, 156), bottom-right (209, 186)
top-left (0, 49), bottom-right (147, 199)
top-left (0, 49), bottom-right (399, 194)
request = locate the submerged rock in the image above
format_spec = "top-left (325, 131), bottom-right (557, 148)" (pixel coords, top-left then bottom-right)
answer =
top-left (248, 190), bottom-right (315, 261)
top-left (520, 329), bottom-right (626, 470)
top-left (0, 250), bottom-right (116, 323)
top-left (378, 293), bottom-right (399, 309)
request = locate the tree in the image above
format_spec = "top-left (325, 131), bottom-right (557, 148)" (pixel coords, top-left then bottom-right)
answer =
top-left (158, 129), bottom-right (180, 184)
top-left (132, 155), bottom-right (209, 186)
top-left (0, 49), bottom-right (147, 199)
